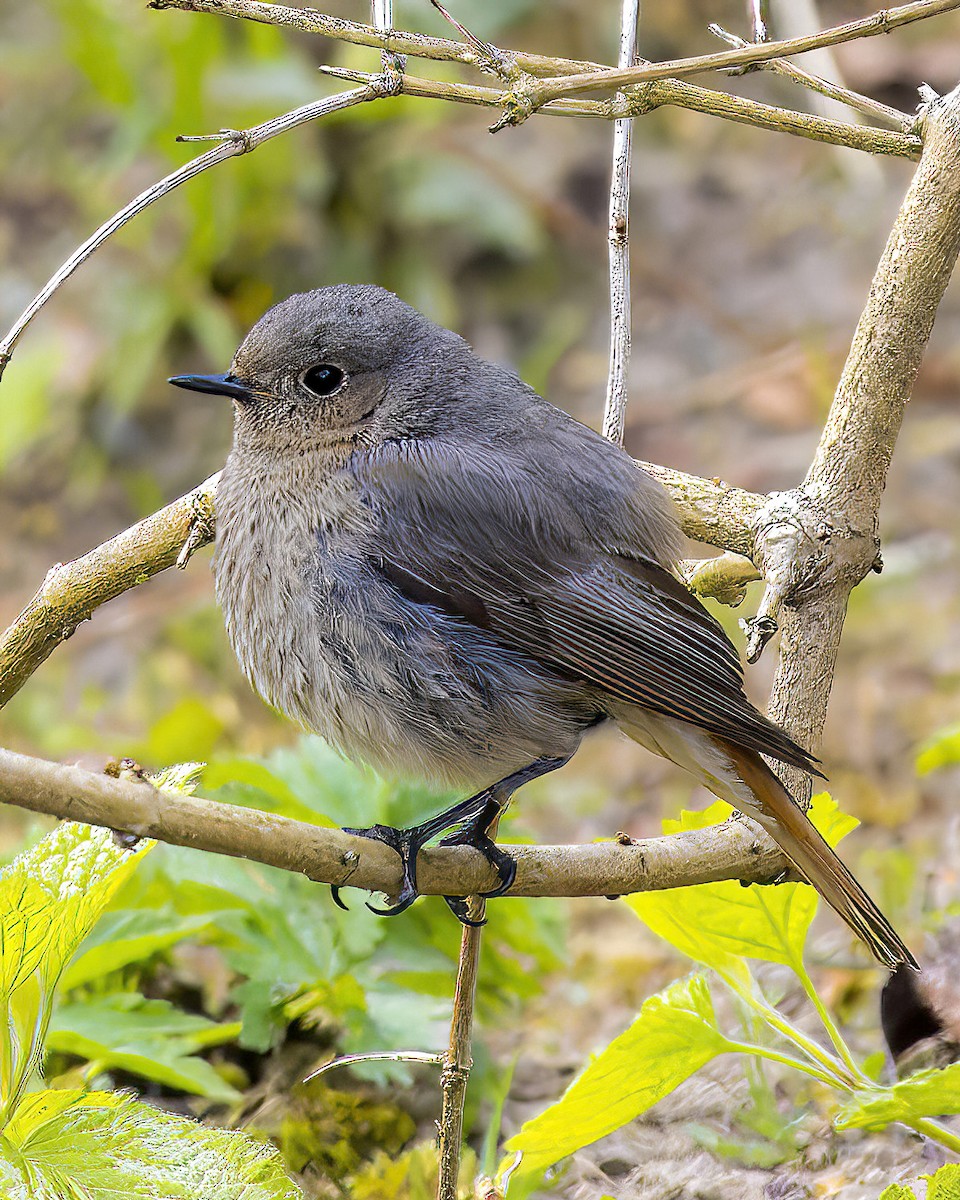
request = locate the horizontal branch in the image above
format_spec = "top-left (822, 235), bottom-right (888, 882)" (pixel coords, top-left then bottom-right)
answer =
top-left (0, 748), bottom-right (787, 899)
top-left (0, 474), bottom-right (219, 708)
top-left (321, 66), bottom-right (921, 157)
top-left (527, 0), bottom-right (960, 104)
top-left (637, 462), bottom-right (764, 557)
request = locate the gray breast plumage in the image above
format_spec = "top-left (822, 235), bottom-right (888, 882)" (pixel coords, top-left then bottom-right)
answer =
top-left (213, 449), bottom-right (590, 788)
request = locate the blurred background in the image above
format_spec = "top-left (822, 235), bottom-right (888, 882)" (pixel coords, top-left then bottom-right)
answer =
top-left (2, 1), bottom-right (960, 1195)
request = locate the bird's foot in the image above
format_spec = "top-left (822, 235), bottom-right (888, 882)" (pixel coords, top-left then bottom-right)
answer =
top-left (331, 823), bottom-right (428, 916)
top-left (330, 788), bottom-right (504, 921)
top-left (438, 799), bottom-right (516, 924)
top-left (330, 755), bottom-right (571, 924)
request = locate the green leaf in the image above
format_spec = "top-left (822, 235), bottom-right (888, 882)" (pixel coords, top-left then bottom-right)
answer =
top-left (0, 1088), bottom-right (300, 1198)
top-left (48, 993), bottom-right (242, 1102)
top-left (926, 1163), bottom-right (960, 1200)
top-left (203, 758), bottom-right (335, 826)
top-left (0, 825), bottom-right (152, 1117)
top-left (836, 1062), bottom-right (960, 1132)
top-left (626, 794), bottom-right (855, 974)
top-left (503, 975), bottom-right (732, 1176)
top-left (916, 724), bottom-right (960, 775)
top-left (62, 909), bottom-right (213, 990)
top-left (878, 1186), bottom-right (916, 1200)
top-left (0, 824), bottom-right (152, 998)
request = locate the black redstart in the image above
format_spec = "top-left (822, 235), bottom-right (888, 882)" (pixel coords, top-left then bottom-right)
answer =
top-left (170, 284), bottom-right (916, 970)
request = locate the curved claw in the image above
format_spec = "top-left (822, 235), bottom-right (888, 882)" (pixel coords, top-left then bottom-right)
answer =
top-left (330, 886), bottom-right (351, 911)
top-left (365, 886), bottom-right (418, 918)
top-left (478, 851), bottom-right (517, 899)
top-left (444, 895), bottom-right (487, 926)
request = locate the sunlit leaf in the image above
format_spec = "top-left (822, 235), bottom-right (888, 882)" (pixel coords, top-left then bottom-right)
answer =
top-left (503, 975), bottom-right (732, 1176)
top-left (0, 1088), bottom-right (300, 1198)
top-left (626, 794), bottom-right (855, 973)
top-left (916, 724), bottom-right (960, 775)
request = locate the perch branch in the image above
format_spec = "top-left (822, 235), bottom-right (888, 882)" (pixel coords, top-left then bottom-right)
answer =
top-left (0, 747), bottom-right (788, 899)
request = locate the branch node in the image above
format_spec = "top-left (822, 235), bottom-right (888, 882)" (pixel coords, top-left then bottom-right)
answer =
top-left (429, 0), bottom-right (518, 82)
top-left (176, 127), bottom-right (255, 153)
top-left (489, 77), bottom-right (539, 132)
top-left (176, 488), bottom-right (216, 568)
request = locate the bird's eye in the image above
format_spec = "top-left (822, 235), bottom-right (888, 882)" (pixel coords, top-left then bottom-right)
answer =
top-left (301, 363), bottom-right (345, 397)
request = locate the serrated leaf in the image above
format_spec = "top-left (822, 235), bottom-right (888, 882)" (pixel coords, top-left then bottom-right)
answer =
top-left (0, 825), bottom-right (153, 1117)
top-left (48, 993), bottom-right (242, 1102)
top-left (0, 1088), bottom-right (300, 1198)
top-left (927, 1163), bottom-right (960, 1199)
top-left (878, 1186), bottom-right (916, 1200)
top-left (836, 1061), bottom-right (960, 1132)
top-left (503, 975), bottom-right (732, 1176)
top-left (626, 794), bottom-right (854, 973)
top-left (0, 825), bottom-right (151, 998)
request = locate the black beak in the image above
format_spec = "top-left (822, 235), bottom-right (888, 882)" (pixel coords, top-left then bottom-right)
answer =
top-left (168, 372), bottom-right (253, 401)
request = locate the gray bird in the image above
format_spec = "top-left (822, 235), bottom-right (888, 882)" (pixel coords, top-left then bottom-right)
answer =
top-left (170, 283), bottom-right (915, 970)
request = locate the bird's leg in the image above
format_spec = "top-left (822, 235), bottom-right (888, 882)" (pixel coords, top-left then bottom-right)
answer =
top-left (331, 755), bottom-right (570, 922)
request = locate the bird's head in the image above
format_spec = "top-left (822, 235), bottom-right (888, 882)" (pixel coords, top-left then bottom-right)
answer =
top-left (169, 284), bottom-right (467, 452)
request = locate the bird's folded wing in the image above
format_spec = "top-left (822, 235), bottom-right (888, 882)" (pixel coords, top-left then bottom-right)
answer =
top-left (355, 440), bottom-right (818, 773)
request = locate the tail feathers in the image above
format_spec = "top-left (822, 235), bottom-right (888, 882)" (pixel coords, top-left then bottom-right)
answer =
top-left (722, 743), bottom-right (918, 972)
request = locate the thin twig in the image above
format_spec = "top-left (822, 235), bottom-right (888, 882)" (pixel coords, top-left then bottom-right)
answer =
top-left (520, 0), bottom-right (960, 105)
top-left (316, 64), bottom-right (921, 156)
top-left (151, 0), bottom-right (927, 153)
top-left (304, 1050), bottom-right (443, 1081)
top-left (437, 898), bottom-right (485, 1200)
top-left (601, 0), bottom-right (640, 447)
top-left (0, 0), bottom-right (929, 375)
top-left (708, 22), bottom-right (912, 130)
top-left (0, 747), bottom-right (791, 899)
top-left (0, 86), bottom-right (388, 379)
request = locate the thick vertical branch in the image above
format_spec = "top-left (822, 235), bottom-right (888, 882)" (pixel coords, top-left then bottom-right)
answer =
top-left (761, 84), bottom-right (960, 797)
top-left (602, 0), bottom-right (640, 445)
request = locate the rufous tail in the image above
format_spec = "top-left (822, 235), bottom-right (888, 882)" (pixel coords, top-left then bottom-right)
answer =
top-left (721, 742), bottom-right (918, 972)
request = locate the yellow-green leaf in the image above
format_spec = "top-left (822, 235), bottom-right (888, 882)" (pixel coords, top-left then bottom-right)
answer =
top-left (626, 793), bottom-right (855, 973)
top-left (0, 1089), bottom-right (300, 1199)
top-left (836, 1062), bottom-right (960, 1132)
top-left (503, 975), bottom-right (732, 1177)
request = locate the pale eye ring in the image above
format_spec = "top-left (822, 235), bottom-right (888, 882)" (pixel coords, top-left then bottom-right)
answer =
top-left (301, 363), bottom-right (346, 397)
